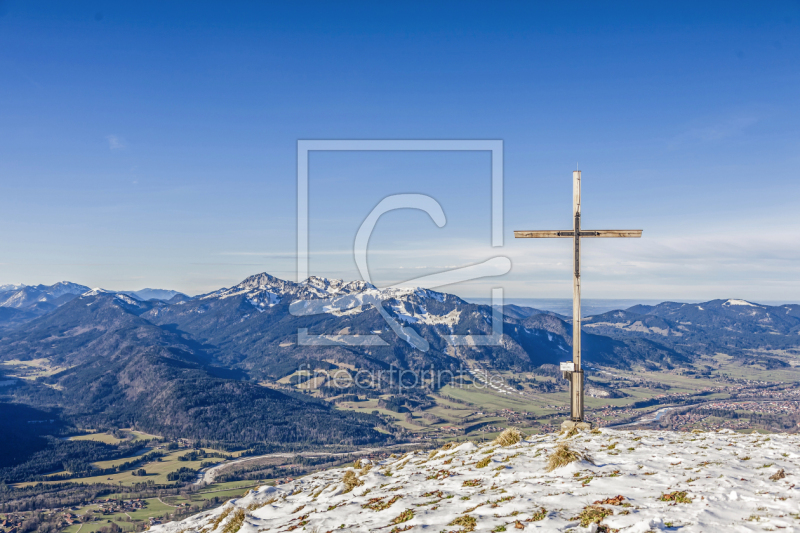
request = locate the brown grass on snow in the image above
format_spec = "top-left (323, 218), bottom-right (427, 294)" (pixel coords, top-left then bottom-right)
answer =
top-left (560, 427), bottom-right (579, 439)
top-left (210, 506), bottom-right (233, 530)
top-left (574, 505), bottom-right (611, 528)
top-left (342, 470), bottom-right (364, 493)
top-left (545, 443), bottom-right (593, 472)
top-left (493, 428), bottom-right (524, 447)
top-left (221, 509), bottom-right (246, 533)
top-left (448, 515), bottom-right (477, 532)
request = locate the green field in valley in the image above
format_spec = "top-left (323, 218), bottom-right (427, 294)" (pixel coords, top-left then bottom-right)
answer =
top-left (15, 447), bottom-right (231, 488)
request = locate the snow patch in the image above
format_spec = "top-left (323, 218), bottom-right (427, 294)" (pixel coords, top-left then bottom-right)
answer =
top-left (81, 288), bottom-right (112, 297)
top-left (115, 294), bottom-right (141, 306)
top-left (724, 299), bottom-right (758, 307)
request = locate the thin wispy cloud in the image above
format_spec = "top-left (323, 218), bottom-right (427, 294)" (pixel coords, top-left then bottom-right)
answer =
top-left (669, 114), bottom-right (760, 148)
top-left (106, 134), bottom-right (126, 150)
top-left (245, 222), bottom-right (798, 299)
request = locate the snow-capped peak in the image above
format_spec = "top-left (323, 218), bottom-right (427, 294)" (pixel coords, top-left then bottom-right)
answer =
top-left (202, 272), bottom-right (298, 307)
top-left (203, 273), bottom-right (453, 320)
top-left (238, 272), bottom-right (294, 291)
top-left (0, 283), bottom-right (26, 293)
top-left (0, 281), bottom-right (91, 309)
top-left (45, 281), bottom-right (92, 299)
top-left (301, 276), bottom-right (376, 296)
top-left (81, 288), bottom-right (113, 297)
top-left (723, 299), bottom-right (758, 307)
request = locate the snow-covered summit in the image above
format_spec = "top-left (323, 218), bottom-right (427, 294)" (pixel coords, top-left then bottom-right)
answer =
top-left (301, 275), bottom-right (376, 296)
top-left (0, 281), bottom-right (90, 309)
top-left (202, 272), bottom-right (454, 316)
top-left (120, 288), bottom-right (186, 301)
top-left (46, 281), bottom-right (92, 299)
top-left (151, 428), bottom-right (800, 533)
top-left (81, 287), bottom-right (114, 297)
top-left (723, 299), bottom-right (760, 307)
top-left (114, 293), bottom-right (144, 306)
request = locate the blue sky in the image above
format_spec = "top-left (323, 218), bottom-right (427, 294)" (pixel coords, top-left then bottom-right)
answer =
top-left (0, 1), bottom-right (799, 300)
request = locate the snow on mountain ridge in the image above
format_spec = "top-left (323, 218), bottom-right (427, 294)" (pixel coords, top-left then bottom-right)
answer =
top-left (0, 281), bottom-right (90, 309)
top-left (120, 288), bottom-right (186, 301)
top-left (724, 299), bottom-right (759, 307)
top-left (46, 281), bottom-right (92, 299)
top-left (115, 293), bottom-right (144, 306)
top-left (81, 288), bottom-right (114, 297)
top-left (301, 275), bottom-right (376, 295)
top-left (204, 273), bottom-right (452, 317)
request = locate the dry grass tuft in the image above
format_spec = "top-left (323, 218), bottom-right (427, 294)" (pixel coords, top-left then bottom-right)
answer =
top-left (561, 427), bottom-right (579, 439)
top-left (448, 515), bottom-right (477, 532)
top-left (593, 495), bottom-right (625, 506)
top-left (527, 508), bottom-right (547, 522)
top-left (362, 495), bottom-right (402, 511)
top-left (659, 491), bottom-right (692, 503)
top-left (574, 505), bottom-right (611, 528)
top-left (476, 456), bottom-right (492, 468)
top-left (545, 443), bottom-right (592, 472)
top-left (221, 509), bottom-right (246, 533)
top-left (342, 470), bottom-right (364, 493)
top-left (391, 509), bottom-right (414, 525)
top-left (493, 428), bottom-right (524, 447)
top-left (210, 506), bottom-right (233, 530)
top-left (770, 469), bottom-right (786, 481)
top-left (246, 497), bottom-right (276, 511)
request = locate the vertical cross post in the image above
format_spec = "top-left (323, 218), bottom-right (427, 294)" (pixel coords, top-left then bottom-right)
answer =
top-left (571, 170), bottom-right (584, 421)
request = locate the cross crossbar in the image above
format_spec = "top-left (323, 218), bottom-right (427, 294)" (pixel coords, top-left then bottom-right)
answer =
top-left (514, 230), bottom-right (642, 238)
top-left (514, 170), bottom-right (642, 427)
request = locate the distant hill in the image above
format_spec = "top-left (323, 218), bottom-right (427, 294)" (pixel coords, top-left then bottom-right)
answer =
top-left (0, 282), bottom-right (90, 327)
top-left (0, 283), bottom-right (190, 328)
top-left (120, 288), bottom-right (189, 301)
top-left (583, 299), bottom-right (800, 364)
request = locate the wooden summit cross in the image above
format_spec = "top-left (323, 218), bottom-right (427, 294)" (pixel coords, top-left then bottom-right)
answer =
top-left (515, 170), bottom-right (642, 429)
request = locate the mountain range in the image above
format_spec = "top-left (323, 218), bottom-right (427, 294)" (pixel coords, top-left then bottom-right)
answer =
top-left (0, 283), bottom-right (187, 329)
top-left (2, 272), bottom-right (799, 455)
